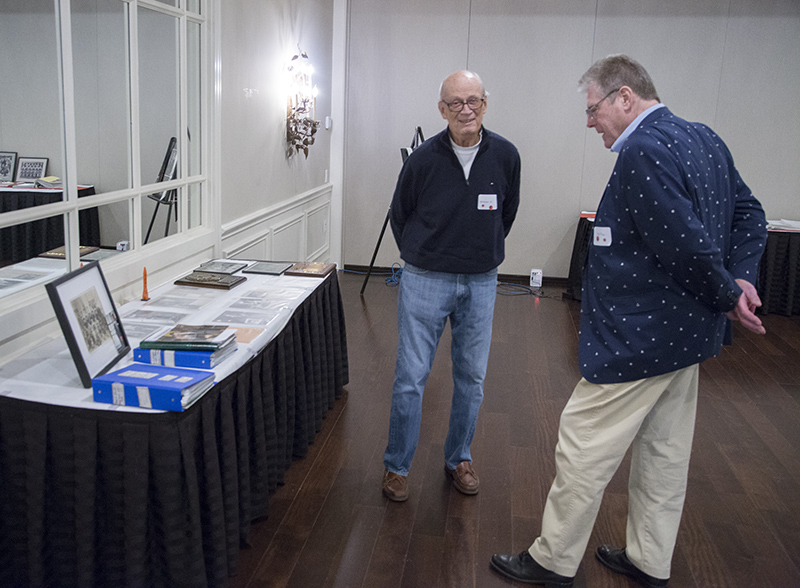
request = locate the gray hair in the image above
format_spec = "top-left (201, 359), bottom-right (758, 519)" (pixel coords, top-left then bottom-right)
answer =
top-left (578, 54), bottom-right (660, 102)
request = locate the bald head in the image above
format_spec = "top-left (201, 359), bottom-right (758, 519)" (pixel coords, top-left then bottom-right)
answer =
top-left (440, 70), bottom-right (485, 101)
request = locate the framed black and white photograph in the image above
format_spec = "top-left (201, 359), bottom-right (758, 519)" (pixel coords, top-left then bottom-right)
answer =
top-left (15, 157), bottom-right (48, 182)
top-left (45, 261), bottom-right (130, 388)
top-left (0, 151), bottom-right (17, 181)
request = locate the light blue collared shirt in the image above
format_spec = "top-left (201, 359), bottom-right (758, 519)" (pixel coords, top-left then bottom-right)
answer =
top-left (610, 103), bottom-right (665, 153)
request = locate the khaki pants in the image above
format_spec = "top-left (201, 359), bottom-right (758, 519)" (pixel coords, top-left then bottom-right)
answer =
top-left (529, 364), bottom-right (699, 579)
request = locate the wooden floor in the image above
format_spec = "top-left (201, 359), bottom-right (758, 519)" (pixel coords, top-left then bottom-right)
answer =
top-left (229, 270), bottom-right (800, 588)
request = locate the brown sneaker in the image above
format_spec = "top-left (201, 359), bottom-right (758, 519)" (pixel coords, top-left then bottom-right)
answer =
top-left (445, 461), bottom-right (479, 495)
top-left (382, 470), bottom-right (409, 502)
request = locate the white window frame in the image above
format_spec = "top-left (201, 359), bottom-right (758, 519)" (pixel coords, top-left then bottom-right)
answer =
top-left (0, 0), bottom-right (218, 360)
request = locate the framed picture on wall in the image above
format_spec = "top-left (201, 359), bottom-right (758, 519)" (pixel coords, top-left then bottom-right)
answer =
top-left (0, 151), bottom-right (17, 182)
top-left (45, 261), bottom-right (130, 388)
top-left (16, 157), bottom-right (48, 182)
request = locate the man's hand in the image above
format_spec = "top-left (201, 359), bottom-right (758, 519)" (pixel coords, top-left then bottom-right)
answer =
top-left (726, 279), bottom-right (766, 334)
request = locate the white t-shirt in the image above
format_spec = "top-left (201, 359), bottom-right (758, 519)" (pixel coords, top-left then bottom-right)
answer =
top-left (450, 134), bottom-right (481, 179)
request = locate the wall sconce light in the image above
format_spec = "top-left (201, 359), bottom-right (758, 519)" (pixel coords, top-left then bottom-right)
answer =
top-left (286, 47), bottom-right (320, 158)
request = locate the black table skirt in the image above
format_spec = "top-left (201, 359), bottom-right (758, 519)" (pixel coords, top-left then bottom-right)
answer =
top-left (563, 216), bottom-right (799, 316)
top-left (757, 231), bottom-right (800, 316)
top-left (562, 216), bottom-right (592, 302)
top-left (0, 272), bottom-right (349, 588)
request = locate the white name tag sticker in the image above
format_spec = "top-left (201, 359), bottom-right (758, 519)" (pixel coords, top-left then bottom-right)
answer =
top-left (477, 194), bottom-right (497, 210)
top-left (593, 226), bottom-right (612, 247)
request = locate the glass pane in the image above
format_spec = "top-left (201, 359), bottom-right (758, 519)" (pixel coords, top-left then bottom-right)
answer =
top-left (139, 6), bottom-right (179, 188)
top-left (0, 212), bottom-right (66, 268)
top-left (187, 0), bottom-right (201, 16)
top-left (188, 183), bottom-right (202, 229)
top-left (0, 217), bottom-right (69, 299)
top-left (151, 0), bottom-right (178, 7)
top-left (72, 0), bottom-right (131, 193)
top-left (143, 187), bottom-right (179, 244)
top-left (187, 20), bottom-right (201, 177)
top-left (139, 6), bottom-right (179, 243)
top-left (0, 0), bottom-right (63, 197)
top-left (0, 186), bottom-right (100, 265)
top-left (95, 200), bottom-right (131, 255)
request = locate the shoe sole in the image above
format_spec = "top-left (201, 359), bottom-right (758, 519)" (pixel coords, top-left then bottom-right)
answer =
top-left (382, 488), bottom-right (408, 502)
top-left (489, 558), bottom-right (573, 588)
top-left (595, 550), bottom-right (666, 588)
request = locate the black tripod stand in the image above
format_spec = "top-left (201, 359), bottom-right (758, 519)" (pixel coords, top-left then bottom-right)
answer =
top-left (144, 188), bottom-right (178, 244)
top-left (360, 126), bottom-right (424, 295)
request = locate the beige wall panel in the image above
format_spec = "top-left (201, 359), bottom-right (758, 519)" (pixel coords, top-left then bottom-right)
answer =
top-left (342, 0), bottom-right (800, 277)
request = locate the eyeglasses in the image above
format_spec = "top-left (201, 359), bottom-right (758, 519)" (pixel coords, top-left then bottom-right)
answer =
top-left (442, 96), bottom-right (485, 113)
top-left (585, 88), bottom-right (620, 119)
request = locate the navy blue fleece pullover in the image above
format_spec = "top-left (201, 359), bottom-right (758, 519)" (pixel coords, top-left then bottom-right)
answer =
top-left (389, 127), bottom-right (521, 274)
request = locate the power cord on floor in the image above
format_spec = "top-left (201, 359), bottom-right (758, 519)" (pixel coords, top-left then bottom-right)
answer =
top-left (497, 281), bottom-right (567, 300)
top-left (497, 281), bottom-right (538, 296)
top-left (385, 263), bottom-right (403, 287)
top-left (342, 264), bottom-right (403, 287)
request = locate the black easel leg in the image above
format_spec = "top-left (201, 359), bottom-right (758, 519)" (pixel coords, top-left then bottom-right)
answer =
top-left (163, 190), bottom-right (178, 238)
top-left (360, 208), bottom-right (391, 295)
top-left (144, 201), bottom-right (162, 244)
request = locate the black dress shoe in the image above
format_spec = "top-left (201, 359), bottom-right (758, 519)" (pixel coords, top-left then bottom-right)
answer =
top-left (490, 551), bottom-right (574, 587)
top-left (595, 545), bottom-right (669, 588)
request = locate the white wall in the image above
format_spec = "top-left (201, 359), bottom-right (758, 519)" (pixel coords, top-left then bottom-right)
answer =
top-left (219, 0), bottom-right (334, 223)
top-left (0, 0), bottom-right (62, 177)
top-left (342, 0), bottom-right (800, 278)
top-left (217, 0), bottom-right (339, 262)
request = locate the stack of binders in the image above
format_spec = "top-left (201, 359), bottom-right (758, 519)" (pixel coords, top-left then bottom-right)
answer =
top-left (134, 324), bottom-right (238, 369)
top-left (92, 324), bottom-right (241, 412)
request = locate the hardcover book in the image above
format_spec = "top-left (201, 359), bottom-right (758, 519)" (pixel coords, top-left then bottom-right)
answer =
top-left (92, 364), bottom-right (215, 411)
top-left (174, 271), bottom-right (247, 290)
top-left (133, 339), bottom-right (237, 369)
top-left (284, 262), bottom-right (336, 278)
top-left (139, 324), bottom-right (237, 351)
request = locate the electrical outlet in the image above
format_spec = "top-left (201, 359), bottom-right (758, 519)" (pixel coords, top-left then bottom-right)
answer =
top-left (530, 269), bottom-right (543, 288)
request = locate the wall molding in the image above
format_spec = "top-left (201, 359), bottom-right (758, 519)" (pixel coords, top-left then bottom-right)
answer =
top-left (221, 184), bottom-right (332, 262)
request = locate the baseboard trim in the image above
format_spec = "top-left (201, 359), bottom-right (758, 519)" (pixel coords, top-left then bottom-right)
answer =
top-left (342, 265), bottom-right (567, 289)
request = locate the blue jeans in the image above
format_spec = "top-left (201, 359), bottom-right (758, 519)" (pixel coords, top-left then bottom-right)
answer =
top-left (384, 263), bottom-right (498, 476)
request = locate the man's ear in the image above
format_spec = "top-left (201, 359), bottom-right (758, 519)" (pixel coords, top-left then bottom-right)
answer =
top-left (617, 86), bottom-right (634, 110)
top-left (438, 101), bottom-right (448, 119)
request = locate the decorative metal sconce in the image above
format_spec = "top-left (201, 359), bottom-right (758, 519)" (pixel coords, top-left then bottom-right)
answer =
top-left (286, 48), bottom-right (320, 158)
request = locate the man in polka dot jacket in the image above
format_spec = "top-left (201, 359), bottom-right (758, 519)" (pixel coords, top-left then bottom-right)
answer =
top-left (491, 55), bottom-right (767, 588)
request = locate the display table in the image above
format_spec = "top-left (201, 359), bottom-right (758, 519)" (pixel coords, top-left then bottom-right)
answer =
top-left (0, 186), bottom-right (100, 265)
top-left (0, 270), bottom-right (349, 587)
top-left (562, 215), bottom-right (798, 316)
top-left (562, 215), bottom-right (593, 302)
top-left (757, 230), bottom-right (800, 316)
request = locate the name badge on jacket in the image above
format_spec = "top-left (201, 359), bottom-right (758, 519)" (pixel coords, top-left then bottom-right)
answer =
top-left (478, 194), bottom-right (497, 210)
top-left (593, 226), bottom-right (612, 246)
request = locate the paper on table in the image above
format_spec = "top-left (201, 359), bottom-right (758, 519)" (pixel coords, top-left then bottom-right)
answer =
top-left (767, 219), bottom-right (800, 232)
